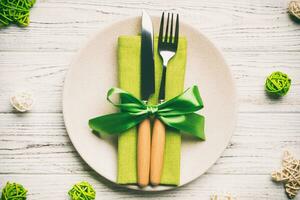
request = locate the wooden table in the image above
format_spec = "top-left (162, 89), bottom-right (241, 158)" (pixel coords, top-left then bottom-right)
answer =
top-left (0, 0), bottom-right (299, 199)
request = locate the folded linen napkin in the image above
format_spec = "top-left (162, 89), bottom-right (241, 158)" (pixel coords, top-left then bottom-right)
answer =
top-left (117, 36), bottom-right (187, 185)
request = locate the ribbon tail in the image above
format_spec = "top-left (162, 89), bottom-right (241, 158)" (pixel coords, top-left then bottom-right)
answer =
top-left (159, 113), bottom-right (205, 140)
top-left (89, 112), bottom-right (146, 135)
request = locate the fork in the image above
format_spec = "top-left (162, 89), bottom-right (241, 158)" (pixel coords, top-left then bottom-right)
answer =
top-left (150, 12), bottom-right (179, 186)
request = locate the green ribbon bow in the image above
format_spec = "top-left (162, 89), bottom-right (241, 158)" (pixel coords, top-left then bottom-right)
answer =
top-left (89, 85), bottom-right (205, 140)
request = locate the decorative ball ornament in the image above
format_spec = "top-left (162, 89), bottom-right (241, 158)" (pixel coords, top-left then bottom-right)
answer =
top-left (1, 182), bottom-right (27, 200)
top-left (265, 71), bottom-right (291, 97)
top-left (288, 1), bottom-right (300, 20)
top-left (68, 181), bottom-right (96, 200)
top-left (272, 151), bottom-right (300, 199)
top-left (0, 0), bottom-right (36, 27)
top-left (10, 92), bottom-right (34, 112)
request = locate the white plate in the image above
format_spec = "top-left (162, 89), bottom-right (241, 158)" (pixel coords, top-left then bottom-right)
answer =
top-left (63, 16), bottom-right (237, 191)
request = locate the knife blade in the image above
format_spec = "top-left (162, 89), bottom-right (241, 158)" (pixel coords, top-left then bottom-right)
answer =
top-left (137, 10), bottom-right (155, 187)
top-left (141, 10), bottom-right (155, 101)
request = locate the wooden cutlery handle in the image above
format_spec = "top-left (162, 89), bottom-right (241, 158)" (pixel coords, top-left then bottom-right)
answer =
top-left (137, 118), bottom-right (151, 187)
top-left (150, 118), bottom-right (165, 186)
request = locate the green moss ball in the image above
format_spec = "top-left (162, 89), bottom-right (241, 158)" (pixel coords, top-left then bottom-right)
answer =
top-left (1, 182), bottom-right (27, 200)
top-left (68, 181), bottom-right (96, 200)
top-left (265, 71), bottom-right (291, 97)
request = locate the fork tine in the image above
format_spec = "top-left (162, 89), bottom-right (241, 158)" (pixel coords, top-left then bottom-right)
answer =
top-left (158, 12), bottom-right (164, 47)
top-left (174, 14), bottom-right (179, 49)
top-left (164, 13), bottom-right (170, 43)
top-left (169, 13), bottom-right (174, 43)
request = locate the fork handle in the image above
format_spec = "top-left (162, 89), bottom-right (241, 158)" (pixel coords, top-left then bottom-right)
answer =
top-left (150, 118), bottom-right (165, 186)
top-left (158, 66), bottom-right (167, 101)
top-left (137, 118), bottom-right (151, 187)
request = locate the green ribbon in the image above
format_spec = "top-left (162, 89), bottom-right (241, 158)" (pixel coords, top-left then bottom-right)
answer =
top-left (89, 85), bottom-right (205, 140)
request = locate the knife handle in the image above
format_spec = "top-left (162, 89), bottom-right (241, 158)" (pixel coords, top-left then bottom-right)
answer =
top-left (150, 118), bottom-right (165, 186)
top-left (137, 118), bottom-right (151, 187)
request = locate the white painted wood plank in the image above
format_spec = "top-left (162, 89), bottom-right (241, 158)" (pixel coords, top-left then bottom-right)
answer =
top-left (0, 174), bottom-right (290, 200)
top-left (0, 113), bottom-right (299, 175)
top-left (0, 0), bottom-right (299, 52)
top-left (1, 51), bottom-right (299, 113)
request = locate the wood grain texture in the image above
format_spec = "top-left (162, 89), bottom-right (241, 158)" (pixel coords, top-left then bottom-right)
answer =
top-left (0, 0), bottom-right (300, 199)
top-left (0, 174), bottom-right (290, 199)
top-left (137, 119), bottom-right (151, 187)
top-left (150, 118), bottom-right (165, 185)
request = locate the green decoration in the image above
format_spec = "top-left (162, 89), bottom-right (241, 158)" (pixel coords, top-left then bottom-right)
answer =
top-left (1, 182), bottom-right (27, 200)
top-left (68, 181), bottom-right (96, 200)
top-left (89, 85), bottom-right (205, 140)
top-left (265, 71), bottom-right (291, 97)
top-left (0, 0), bottom-right (36, 27)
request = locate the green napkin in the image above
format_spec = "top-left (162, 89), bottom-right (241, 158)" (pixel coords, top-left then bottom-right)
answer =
top-left (117, 36), bottom-right (187, 185)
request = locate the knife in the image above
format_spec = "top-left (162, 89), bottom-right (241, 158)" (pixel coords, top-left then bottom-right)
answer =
top-left (137, 10), bottom-right (155, 187)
